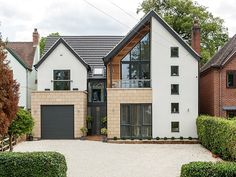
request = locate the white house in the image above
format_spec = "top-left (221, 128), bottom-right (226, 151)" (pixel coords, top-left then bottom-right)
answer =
top-left (6, 29), bottom-right (39, 109)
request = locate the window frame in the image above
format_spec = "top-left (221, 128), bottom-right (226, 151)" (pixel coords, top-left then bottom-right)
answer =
top-left (171, 84), bottom-right (179, 95)
top-left (170, 47), bottom-right (179, 58)
top-left (53, 70), bottom-right (71, 91)
top-left (171, 103), bottom-right (179, 113)
top-left (226, 70), bottom-right (236, 88)
top-left (120, 104), bottom-right (152, 139)
top-left (171, 66), bottom-right (179, 76)
top-left (171, 122), bottom-right (180, 132)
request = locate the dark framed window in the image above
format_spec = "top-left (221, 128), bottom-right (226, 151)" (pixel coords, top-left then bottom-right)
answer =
top-left (53, 70), bottom-right (70, 90)
top-left (171, 47), bottom-right (179, 57)
top-left (88, 80), bottom-right (106, 102)
top-left (120, 104), bottom-right (152, 139)
top-left (227, 71), bottom-right (236, 88)
top-left (121, 33), bottom-right (150, 88)
top-left (171, 84), bottom-right (179, 95)
top-left (171, 103), bottom-right (179, 113)
top-left (171, 122), bottom-right (179, 132)
top-left (227, 110), bottom-right (236, 119)
top-left (171, 66), bottom-right (179, 76)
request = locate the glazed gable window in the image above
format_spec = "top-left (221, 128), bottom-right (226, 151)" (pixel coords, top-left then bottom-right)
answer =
top-left (53, 70), bottom-right (71, 90)
top-left (227, 71), bottom-right (236, 88)
top-left (171, 47), bottom-right (179, 57)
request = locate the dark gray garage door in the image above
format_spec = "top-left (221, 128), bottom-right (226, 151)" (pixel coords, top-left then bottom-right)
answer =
top-left (41, 105), bottom-right (74, 139)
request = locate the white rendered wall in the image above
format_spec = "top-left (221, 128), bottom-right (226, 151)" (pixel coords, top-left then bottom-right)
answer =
top-left (7, 52), bottom-right (27, 108)
top-left (151, 17), bottom-right (199, 138)
top-left (37, 43), bottom-right (87, 91)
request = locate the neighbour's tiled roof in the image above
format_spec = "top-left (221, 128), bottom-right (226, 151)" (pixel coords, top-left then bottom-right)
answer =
top-left (44, 36), bottom-right (123, 78)
top-left (201, 34), bottom-right (236, 73)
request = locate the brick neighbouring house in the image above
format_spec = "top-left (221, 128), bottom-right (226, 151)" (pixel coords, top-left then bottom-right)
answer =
top-left (200, 34), bottom-right (236, 118)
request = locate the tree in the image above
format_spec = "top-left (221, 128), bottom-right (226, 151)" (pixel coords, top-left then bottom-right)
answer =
top-left (137, 0), bottom-right (229, 65)
top-left (40, 32), bottom-right (60, 57)
top-left (0, 36), bottom-right (19, 137)
top-left (8, 109), bottom-right (34, 151)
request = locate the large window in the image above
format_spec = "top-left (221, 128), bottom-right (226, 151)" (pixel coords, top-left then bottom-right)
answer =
top-left (121, 33), bottom-right (150, 88)
top-left (120, 104), bottom-right (152, 139)
top-left (53, 70), bottom-right (71, 90)
top-left (227, 71), bottom-right (236, 88)
top-left (88, 80), bottom-right (106, 102)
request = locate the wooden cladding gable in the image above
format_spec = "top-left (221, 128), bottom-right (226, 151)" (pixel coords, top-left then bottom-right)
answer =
top-left (106, 23), bottom-right (150, 88)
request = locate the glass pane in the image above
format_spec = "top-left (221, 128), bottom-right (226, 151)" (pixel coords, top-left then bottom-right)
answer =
top-left (131, 126), bottom-right (141, 138)
top-left (143, 105), bottom-right (152, 125)
top-left (88, 81), bottom-right (105, 102)
top-left (171, 47), bottom-right (179, 57)
top-left (142, 126), bottom-right (152, 137)
top-left (54, 70), bottom-right (70, 80)
top-left (54, 81), bottom-right (70, 90)
top-left (122, 54), bottom-right (130, 61)
top-left (171, 103), bottom-right (179, 113)
top-left (121, 105), bottom-right (130, 125)
top-left (171, 122), bottom-right (179, 132)
top-left (121, 126), bottom-right (131, 138)
top-left (171, 84), bottom-right (179, 95)
top-left (131, 43), bottom-right (140, 61)
top-left (141, 33), bottom-right (150, 61)
top-left (227, 73), bottom-right (234, 87)
top-left (141, 63), bottom-right (150, 79)
top-left (130, 63), bottom-right (139, 79)
top-left (122, 64), bottom-right (130, 80)
top-left (130, 105), bottom-right (141, 126)
top-left (171, 66), bottom-right (179, 76)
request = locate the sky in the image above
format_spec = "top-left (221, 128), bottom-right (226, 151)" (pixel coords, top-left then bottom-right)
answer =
top-left (0, 0), bottom-right (235, 41)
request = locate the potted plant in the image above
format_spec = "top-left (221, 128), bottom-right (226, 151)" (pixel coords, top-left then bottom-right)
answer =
top-left (80, 127), bottom-right (88, 140)
top-left (101, 128), bottom-right (107, 142)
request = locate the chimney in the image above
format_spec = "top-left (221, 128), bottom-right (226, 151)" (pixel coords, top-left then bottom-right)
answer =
top-left (191, 17), bottom-right (200, 55)
top-left (33, 28), bottom-right (39, 46)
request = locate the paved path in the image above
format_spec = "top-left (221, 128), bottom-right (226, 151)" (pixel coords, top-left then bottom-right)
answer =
top-left (14, 140), bottom-right (220, 177)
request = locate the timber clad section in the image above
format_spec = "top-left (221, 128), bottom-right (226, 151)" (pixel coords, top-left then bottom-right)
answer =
top-left (107, 88), bottom-right (152, 138)
top-left (106, 24), bottom-right (150, 88)
top-left (31, 91), bottom-right (87, 138)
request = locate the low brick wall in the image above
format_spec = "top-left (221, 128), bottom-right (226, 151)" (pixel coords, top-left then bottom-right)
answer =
top-left (31, 91), bottom-right (87, 139)
top-left (107, 88), bottom-right (152, 138)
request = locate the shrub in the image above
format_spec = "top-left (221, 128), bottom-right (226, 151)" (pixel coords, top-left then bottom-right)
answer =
top-left (113, 136), bottom-right (118, 140)
top-left (164, 137), bottom-right (167, 140)
top-left (171, 137), bottom-right (175, 140)
top-left (156, 137), bottom-right (160, 140)
top-left (100, 128), bottom-right (107, 135)
top-left (147, 137), bottom-right (152, 140)
top-left (188, 137), bottom-right (192, 140)
top-left (0, 152), bottom-right (67, 177)
top-left (180, 136), bottom-right (184, 140)
top-left (197, 115), bottom-right (236, 161)
top-left (181, 162), bottom-right (236, 177)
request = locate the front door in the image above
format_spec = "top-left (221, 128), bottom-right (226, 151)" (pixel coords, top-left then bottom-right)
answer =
top-left (88, 104), bottom-right (106, 135)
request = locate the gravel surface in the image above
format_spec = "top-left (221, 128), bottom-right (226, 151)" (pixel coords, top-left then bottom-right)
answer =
top-left (14, 140), bottom-right (220, 177)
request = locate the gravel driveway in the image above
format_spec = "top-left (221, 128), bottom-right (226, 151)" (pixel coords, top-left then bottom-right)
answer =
top-left (14, 140), bottom-right (219, 177)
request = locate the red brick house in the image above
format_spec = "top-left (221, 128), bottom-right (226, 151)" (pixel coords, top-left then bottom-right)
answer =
top-left (200, 35), bottom-right (236, 118)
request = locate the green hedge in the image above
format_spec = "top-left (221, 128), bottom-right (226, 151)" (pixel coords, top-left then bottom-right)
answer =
top-left (181, 162), bottom-right (236, 177)
top-left (197, 115), bottom-right (236, 161)
top-left (0, 152), bottom-right (67, 177)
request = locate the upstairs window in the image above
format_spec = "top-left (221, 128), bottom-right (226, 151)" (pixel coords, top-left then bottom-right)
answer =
top-left (227, 71), bottom-right (236, 88)
top-left (171, 103), bottom-right (179, 113)
top-left (171, 84), bottom-right (179, 95)
top-left (53, 70), bottom-right (71, 90)
top-left (171, 122), bottom-right (179, 132)
top-left (171, 66), bottom-right (179, 76)
top-left (171, 47), bottom-right (179, 57)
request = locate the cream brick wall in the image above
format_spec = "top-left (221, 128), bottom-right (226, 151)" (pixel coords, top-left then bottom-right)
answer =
top-left (31, 91), bottom-right (87, 139)
top-left (107, 88), bottom-right (152, 138)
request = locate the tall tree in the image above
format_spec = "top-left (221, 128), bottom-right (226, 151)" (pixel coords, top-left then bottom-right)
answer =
top-left (40, 32), bottom-right (60, 57)
top-left (0, 37), bottom-right (19, 136)
top-left (137, 0), bottom-right (229, 65)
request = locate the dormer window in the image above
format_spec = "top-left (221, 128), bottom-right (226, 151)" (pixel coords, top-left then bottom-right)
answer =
top-left (93, 68), bottom-right (103, 76)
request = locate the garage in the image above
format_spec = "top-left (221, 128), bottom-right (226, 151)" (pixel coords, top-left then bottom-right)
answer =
top-left (41, 105), bottom-right (74, 139)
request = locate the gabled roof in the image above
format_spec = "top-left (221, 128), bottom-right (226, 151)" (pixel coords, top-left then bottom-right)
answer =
top-left (43, 36), bottom-right (123, 67)
top-left (35, 38), bottom-right (90, 69)
top-left (201, 34), bottom-right (236, 73)
top-left (7, 42), bottom-right (36, 70)
top-left (103, 10), bottom-right (200, 64)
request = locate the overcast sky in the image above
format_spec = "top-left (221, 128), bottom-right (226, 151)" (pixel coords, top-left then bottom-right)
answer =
top-left (0, 0), bottom-right (235, 41)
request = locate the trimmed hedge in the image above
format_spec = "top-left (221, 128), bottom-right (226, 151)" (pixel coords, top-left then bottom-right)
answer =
top-left (0, 152), bottom-right (67, 177)
top-left (197, 115), bottom-right (236, 161)
top-left (181, 162), bottom-right (236, 177)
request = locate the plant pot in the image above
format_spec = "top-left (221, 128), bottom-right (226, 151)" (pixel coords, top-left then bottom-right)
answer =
top-left (212, 153), bottom-right (219, 158)
top-left (27, 134), bottom-right (33, 141)
top-left (102, 136), bottom-right (107, 142)
top-left (80, 136), bottom-right (86, 140)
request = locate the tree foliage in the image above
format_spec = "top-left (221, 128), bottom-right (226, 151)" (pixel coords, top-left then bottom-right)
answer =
top-left (40, 32), bottom-right (60, 57)
top-left (8, 108), bottom-right (34, 151)
top-left (137, 0), bottom-right (229, 65)
top-left (0, 36), bottom-right (19, 136)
